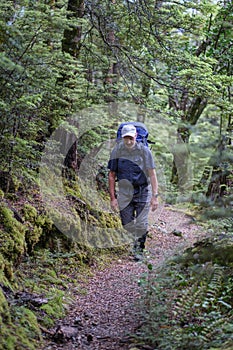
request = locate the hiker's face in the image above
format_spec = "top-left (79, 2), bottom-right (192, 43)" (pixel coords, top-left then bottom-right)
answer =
top-left (123, 135), bottom-right (136, 149)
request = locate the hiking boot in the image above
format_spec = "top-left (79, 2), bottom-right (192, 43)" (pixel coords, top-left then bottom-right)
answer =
top-left (132, 241), bottom-right (144, 262)
top-left (133, 251), bottom-right (144, 262)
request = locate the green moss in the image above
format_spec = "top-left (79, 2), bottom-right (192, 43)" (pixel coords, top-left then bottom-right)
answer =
top-left (13, 306), bottom-right (42, 341)
top-left (42, 270), bottom-right (66, 287)
top-left (25, 225), bottom-right (43, 253)
top-left (0, 287), bottom-right (11, 324)
top-left (64, 180), bottom-right (82, 198)
top-left (0, 288), bottom-right (42, 350)
top-left (22, 203), bottom-right (38, 222)
top-left (35, 214), bottom-right (53, 230)
top-left (0, 205), bottom-right (26, 266)
top-left (21, 204), bottom-right (57, 252)
top-left (40, 288), bottom-right (69, 327)
top-left (0, 252), bottom-right (5, 276)
top-left (0, 177), bottom-right (127, 349)
top-left (1, 316), bottom-right (41, 350)
top-left (22, 204), bottom-right (41, 251)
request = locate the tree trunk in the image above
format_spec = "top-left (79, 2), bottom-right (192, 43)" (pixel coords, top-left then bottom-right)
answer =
top-left (170, 130), bottom-right (192, 193)
top-left (205, 135), bottom-right (231, 202)
top-left (170, 96), bottom-right (207, 188)
top-left (103, 1), bottom-right (119, 102)
top-left (59, 0), bottom-right (84, 173)
top-left (62, 0), bottom-right (84, 58)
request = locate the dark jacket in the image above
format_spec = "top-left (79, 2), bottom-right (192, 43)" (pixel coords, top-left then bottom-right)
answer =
top-left (108, 141), bottom-right (155, 188)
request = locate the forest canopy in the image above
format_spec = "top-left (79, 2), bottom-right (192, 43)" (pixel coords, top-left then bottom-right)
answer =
top-left (0, 0), bottom-right (232, 208)
top-left (0, 1), bottom-right (233, 349)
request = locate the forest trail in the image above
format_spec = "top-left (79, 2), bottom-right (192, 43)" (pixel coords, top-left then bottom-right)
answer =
top-left (42, 205), bottom-right (205, 350)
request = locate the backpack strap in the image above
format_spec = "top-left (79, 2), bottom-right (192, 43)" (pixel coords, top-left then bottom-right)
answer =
top-left (115, 141), bottom-right (147, 177)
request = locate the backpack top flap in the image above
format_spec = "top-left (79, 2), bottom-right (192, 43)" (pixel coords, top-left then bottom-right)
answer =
top-left (116, 122), bottom-right (149, 147)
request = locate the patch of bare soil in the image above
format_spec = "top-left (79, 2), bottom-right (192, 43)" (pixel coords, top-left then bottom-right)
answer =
top-left (41, 205), bottom-right (206, 350)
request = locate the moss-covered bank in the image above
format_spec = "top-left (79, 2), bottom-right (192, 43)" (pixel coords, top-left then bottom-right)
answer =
top-left (0, 181), bottom-right (124, 349)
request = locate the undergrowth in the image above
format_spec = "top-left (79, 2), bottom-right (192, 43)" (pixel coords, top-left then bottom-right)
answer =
top-left (139, 234), bottom-right (233, 350)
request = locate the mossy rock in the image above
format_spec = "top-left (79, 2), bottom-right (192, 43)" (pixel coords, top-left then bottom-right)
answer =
top-left (22, 203), bottom-right (38, 222)
top-left (0, 205), bottom-right (26, 268)
top-left (0, 287), bottom-right (42, 350)
top-left (0, 287), bottom-right (11, 323)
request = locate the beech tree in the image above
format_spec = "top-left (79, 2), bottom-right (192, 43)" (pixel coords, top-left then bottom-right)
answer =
top-left (0, 0), bottom-right (87, 188)
top-left (0, 0), bottom-right (232, 205)
top-left (77, 1), bottom-right (232, 199)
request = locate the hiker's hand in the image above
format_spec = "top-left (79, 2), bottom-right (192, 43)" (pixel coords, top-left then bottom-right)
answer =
top-left (110, 198), bottom-right (118, 212)
top-left (150, 197), bottom-right (158, 212)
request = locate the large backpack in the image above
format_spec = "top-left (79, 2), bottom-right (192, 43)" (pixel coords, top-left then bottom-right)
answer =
top-left (114, 122), bottom-right (151, 185)
top-left (116, 121), bottom-right (150, 147)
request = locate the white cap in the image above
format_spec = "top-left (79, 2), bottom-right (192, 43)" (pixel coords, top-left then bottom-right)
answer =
top-left (121, 124), bottom-right (137, 138)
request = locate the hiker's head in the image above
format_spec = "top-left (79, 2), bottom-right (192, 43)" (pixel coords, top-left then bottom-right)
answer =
top-left (121, 124), bottom-right (137, 149)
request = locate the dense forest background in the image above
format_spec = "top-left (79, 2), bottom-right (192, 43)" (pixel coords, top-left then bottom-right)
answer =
top-left (0, 0), bottom-right (232, 349)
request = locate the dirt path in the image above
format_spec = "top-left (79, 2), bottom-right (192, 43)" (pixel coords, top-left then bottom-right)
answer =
top-left (42, 205), bottom-right (205, 350)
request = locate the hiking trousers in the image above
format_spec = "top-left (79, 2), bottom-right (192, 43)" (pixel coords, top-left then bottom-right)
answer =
top-left (118, 186), bottom-right (150, 247)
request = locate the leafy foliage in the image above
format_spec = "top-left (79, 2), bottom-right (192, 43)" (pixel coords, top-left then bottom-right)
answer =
top-left (0, 0), bottom-right (88, 183)
top-left (139, 233), bottom-right (233, 350)
top-left (0, 1), bottom-right (233, 347)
